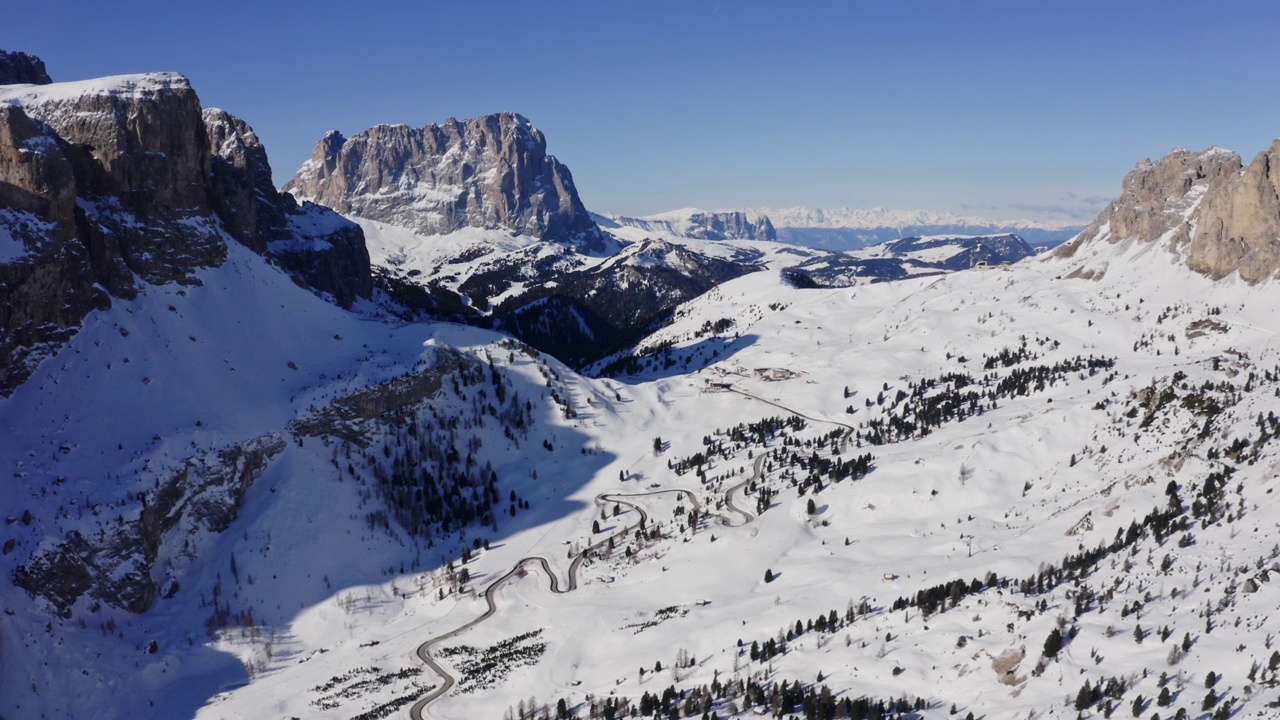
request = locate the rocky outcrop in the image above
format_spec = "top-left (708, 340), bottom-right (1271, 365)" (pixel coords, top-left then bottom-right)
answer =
top-left (0, 50), bottom-right (52, 85)
top-left (0, 104), bottom-right (108, 396)
top-left (285, 112), bottom-right (610, 253)
top-left (1188, 140), bottom-right (1280, 282)
top-left (204, 108), bottom-right (372, 306)
top-left (2, 73), bottom-right (226, 294)
top-left (0, 74), bottom-right (224, 394)
top-left (0, 72), bottom-right (375, 393)
top-left (700, 210), bottom-right (775, 241)
top-left (1056, 143), bottom-right (1280, 283)
top-left (14, 434), bottom-right (287, 616)
top-left (291, 346), bottom-right (477, 445)
top-left (203, 107), bottom-right (285, 254)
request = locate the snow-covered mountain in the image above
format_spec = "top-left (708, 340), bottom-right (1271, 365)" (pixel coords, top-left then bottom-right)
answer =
top-left (11, 48), bottom-right (1280, 720)
top-left (595, 208), bottom-right (777, 241)
top-left (752, 206), bottom-right (1083, 251)
top-left (286, 117), bottom-right (762, 369)
top-left (783, 233), bottom-right (1036, 287)
top-left (0, 70), bottom-right (368, 395)
top-left (285, 113), bottom-right (610, 255)
top-left (1054, 143), bottom-right (1280, 284)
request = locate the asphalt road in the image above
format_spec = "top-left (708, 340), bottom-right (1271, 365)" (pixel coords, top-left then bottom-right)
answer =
top-left (407, 454), bottom-right (769, 719)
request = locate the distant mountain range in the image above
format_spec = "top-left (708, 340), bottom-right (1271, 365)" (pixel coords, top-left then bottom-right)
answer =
top-left (16, 45), bottom-right (1280, 720)
top-left (783, 233), bottom-right (1037, 287)
top-left (743, 206), bottom-right (1083, 251)
top-left (594, 209), bottom-right (776, 241)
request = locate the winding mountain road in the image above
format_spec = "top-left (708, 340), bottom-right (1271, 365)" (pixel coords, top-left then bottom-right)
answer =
top-left (408, 454), bottom-right (766, 719)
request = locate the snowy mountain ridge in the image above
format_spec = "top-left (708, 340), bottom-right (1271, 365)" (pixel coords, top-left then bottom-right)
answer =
top-left (783, 233), bottom-right (1037, 288)
top-left (10, 48), bottom-right (1280, 720)
top-left (752, 205), bottom-right (1082, 231)
top-left (739, 206), bottom-right (1084, 252)
top-left (595, 208), bottom-right (777, 242)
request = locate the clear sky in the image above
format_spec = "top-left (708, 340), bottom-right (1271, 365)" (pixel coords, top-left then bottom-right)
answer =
top-left (7, 1), bottom-right (1280, 222)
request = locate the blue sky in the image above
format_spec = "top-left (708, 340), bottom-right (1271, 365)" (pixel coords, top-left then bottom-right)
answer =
top-left (7, 1), bottom-right (1280, 222)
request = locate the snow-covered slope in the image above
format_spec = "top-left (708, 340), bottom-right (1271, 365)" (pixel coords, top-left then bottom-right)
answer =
top-left (783, 233), bottom-right (1037, 287)
top-left (0, 233), bottom-right (611, 719)
top-left (11, 53), bottom-right (1280, 720)
top-left (12, 185), bottom-right (1280, 720)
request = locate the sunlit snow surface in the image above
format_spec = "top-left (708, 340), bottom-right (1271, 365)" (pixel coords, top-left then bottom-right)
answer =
top-left (4, 224), bottom-right (1280, 719)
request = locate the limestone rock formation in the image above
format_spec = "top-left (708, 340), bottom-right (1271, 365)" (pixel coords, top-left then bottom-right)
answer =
top-left (0, 50), bottom-right (52, 85)
top-left (1057, 142), bottom-right (1280, 283)
top-left (0, 66), bottom-right (374, 393)
top-left (204, 107), bottom-right (372, 306)
top-left (0, 73), bottom-right (224, 393)
top-left (1188, 139), bottom-right (1280, 282)
top-left (285, 112), bottom-right (610, 253)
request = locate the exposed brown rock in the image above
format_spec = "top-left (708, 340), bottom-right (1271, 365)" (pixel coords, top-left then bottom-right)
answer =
top-left (0, 106), bottom-right (109, 391)
top-left (1062, 142), bottom-right (1280, 283)
top-left (0, 75), bottom-right (375, 393)
top-left (1188, 139), bottom-right (1280, 282)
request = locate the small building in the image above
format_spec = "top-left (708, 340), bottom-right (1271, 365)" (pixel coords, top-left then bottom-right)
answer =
top-left (754, 367), bottom-right (795, 381)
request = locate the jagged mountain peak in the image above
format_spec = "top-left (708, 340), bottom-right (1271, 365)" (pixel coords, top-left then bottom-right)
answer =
top-left (1054, 141), bottom-right (1280, 283)
top-left (285, 112), bottom-right (610, 254)
top-left (0, 49), bottom-right (52, 85)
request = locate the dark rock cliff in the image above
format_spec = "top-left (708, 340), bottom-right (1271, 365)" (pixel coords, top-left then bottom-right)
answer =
top-left (0, 50), bottom-right (52, 85)
top-left (0, 55), bottom-right (375, 394)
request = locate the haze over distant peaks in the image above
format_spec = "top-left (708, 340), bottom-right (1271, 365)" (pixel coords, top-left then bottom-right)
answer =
top-left (748, 206), bottom-right (1082, 231)
top-left (595, 207), bottom-right (776, 241)
top-left (736, 206), bottom-right (1083, 251)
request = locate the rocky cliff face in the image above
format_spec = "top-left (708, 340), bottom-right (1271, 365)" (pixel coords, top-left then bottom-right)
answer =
top-left (204, 108), bottom-right (372, 306)
top-left (1188, 139), bottom-right (1280, 282)
top-left (285, 112), bottom-right (610, 253)
top-left (1057, 143), bottom-right (1280, 283)
top-left (14, 435), bottom-right (287, 616)
top-left (2, 73), bottom-right (226, 294)
top-left (0, 50), bottom-right (52, 85)
top-left (0, 55), bottom-right (374, 393)
top-left (0, 73), bottom-right (224, 394)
